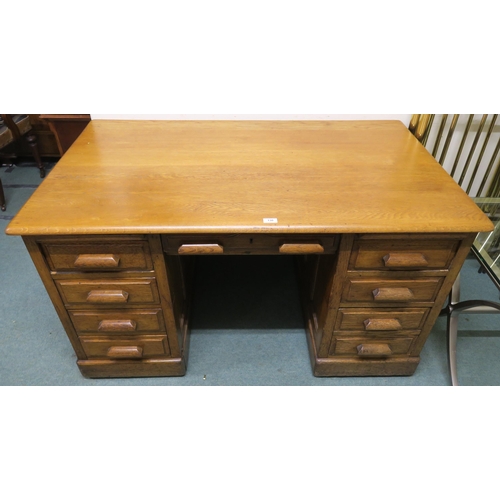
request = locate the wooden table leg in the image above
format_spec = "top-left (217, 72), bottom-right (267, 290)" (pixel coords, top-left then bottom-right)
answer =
top-left (0, 178), bottom-right (5, 211)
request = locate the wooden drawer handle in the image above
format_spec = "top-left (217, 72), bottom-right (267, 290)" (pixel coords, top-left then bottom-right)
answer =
top-left (363, 318), bottom-right (402, 331)
top-left (372, 287), bottom-right (414, 301)
top-left (178, 244), bottom-right (224, 255)
top-left (98, 319), bottom-right (137, 332)
top-left (357, 344), bottom-right (392, 357)
top-left (383, 252), bottom-right (428, 268)
top-left (87, 290), bottom-right (129, 304)
top-left (107, 346), bottom-right (143, 359)
top-left (279, 243), bottom-right (324, 254)
top-left (74, 254), bottom-right (120, 268)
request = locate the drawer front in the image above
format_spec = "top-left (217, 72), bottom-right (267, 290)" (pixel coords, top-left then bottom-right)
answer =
top-left (80, 335), bottom-right (170, 359)
top-left (331, 337), bottom-right (414, 356)
top-left (350, 239), bottom-right (459, 271)
top-left (335, 308), bottom-right (429, 332)
top-left (342, 278), bottom-right (442, 304)
top-left (41, 240), bottom-right (153, 271)
top-left (162, 234), bottom-right (338, 255)
top-left (57, 278), bottom-right (160, 306)
top-left (70, 309), bottom-right (165, 334)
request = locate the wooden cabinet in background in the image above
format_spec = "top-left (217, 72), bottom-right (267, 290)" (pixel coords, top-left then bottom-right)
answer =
top-left (4, 115), bottom-right (91, 158)
top-left (38, 115), bottom-right (91, 156)
top-left (27, 115), bottom-right (60, 157)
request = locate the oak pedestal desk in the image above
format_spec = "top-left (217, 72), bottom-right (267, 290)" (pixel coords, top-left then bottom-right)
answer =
top-left (5, 120), bottom-right (493, 379)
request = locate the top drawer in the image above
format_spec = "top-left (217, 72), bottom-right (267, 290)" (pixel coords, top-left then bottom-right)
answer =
top-left (40, 238), bottom-right (154, 272)
top-left (162, 234), bottom-right (338, 255)
top-left (349, 237), bottom-right (459, 271)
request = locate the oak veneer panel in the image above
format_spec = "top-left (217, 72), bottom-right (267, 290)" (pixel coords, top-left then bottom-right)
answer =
top-left (22, 237), bottom-right (87, 359)
top-left (296, 254), bottom-right (339, 357)
top-left (409, 234), bottom-right (477, 355)
top-left (315, 234), bottom-right (355, 358)
top-left (148, 235), bottom-right (190, 359)
top-left (6, 120), bottom-right (493, 236)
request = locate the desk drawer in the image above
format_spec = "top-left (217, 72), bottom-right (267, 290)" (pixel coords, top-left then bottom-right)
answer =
top-left (70, 309), bottom-right (165, 334)
top-left (162, 234), bottom-right (338, 255)
top-left (331, 337), bottom-right (414, 356)
top-left (342, 278), bottom-right (442, 304)
top-left (350, 238), bottom-right (459, 271)
top-left (41, 239), bottom-right (153, 272)
top-left (56, 278), bottom-right (160, 306)
top-left (80, 335), bottom-right (170, 359)
top-left (335, 308), bottom-right (429, 332)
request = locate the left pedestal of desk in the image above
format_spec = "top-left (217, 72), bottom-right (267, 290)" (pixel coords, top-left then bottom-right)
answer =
top-left (23, 235), bottom-right (192, 378)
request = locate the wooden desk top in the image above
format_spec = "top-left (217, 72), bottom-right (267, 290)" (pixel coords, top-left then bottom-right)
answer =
top-left (6, 120), bottom-right (493, 236)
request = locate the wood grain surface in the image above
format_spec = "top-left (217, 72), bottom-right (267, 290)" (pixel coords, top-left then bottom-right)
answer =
top-left (5, 120), bottom-right (493, 236)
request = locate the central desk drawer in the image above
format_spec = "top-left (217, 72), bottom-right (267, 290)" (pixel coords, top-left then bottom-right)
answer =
top-left (41, 239), bottom-right (153, 272)
top-left (70, 309), bottom-right (165, 334)
top-left (162, 234), bottom-right (338, 255)
top-left (56, 278), bottom-right (160, 306)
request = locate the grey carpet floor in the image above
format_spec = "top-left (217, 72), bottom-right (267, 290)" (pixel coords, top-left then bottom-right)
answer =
top-left (1, 162), bottom-right (500, 385)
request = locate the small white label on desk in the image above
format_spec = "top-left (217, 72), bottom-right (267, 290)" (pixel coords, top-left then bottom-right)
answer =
top-left (263, 218), bottom-right (278, 223)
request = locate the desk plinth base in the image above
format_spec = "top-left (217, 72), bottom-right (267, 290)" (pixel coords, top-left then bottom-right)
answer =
top-left (310, 356), bottom-right (420, 377)
top-left (77, 357), bottom-right (186, 378)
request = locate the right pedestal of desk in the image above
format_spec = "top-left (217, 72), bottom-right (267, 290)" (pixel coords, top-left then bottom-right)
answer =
top-left (298, 233), bottom-right (476, 376)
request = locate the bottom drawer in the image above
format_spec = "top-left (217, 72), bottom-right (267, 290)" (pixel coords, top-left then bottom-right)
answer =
top-left (331, 337), bottom-right (414, 357)
top-left (80, 335), bottom-right (170, 359)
